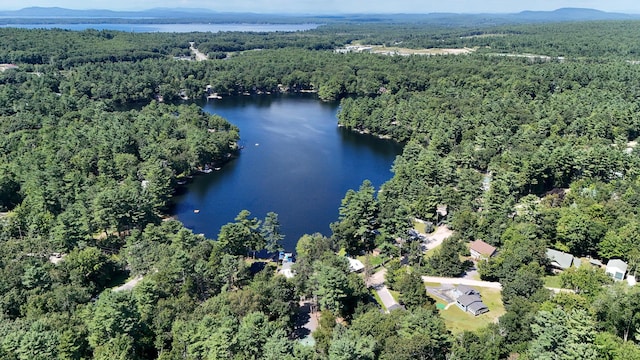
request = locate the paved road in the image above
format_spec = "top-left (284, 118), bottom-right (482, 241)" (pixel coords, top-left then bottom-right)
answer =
top-left (423, 276), bottom-right (576, 294)
top-left (421, 276), bottom-right (503, 289)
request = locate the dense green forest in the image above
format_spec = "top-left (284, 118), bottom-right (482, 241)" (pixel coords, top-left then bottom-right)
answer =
top-left (2, 20), bottom-right (640, 359)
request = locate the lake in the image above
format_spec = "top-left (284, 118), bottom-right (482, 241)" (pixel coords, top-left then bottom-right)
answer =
top-left (173, 95), bottom-right (402, 250)
top-left (0, 23), bottom-right (319, 32)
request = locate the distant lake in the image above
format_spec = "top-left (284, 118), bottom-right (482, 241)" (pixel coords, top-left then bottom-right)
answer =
top-left (0, 23), bottom-right (319, 32)
top-left (173, 95), bottom-right (402, 250)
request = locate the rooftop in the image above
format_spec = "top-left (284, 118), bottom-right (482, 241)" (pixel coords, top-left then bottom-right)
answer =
top-left (469, 240), bottom-right (497, 256)
top-left (607, 259), bottom-right (628, 273)
top-left (455, 285), bottom-right (478, 296)
top-left (347, 257), bottom-right (365, 272)
top-left (457, 294), bottom-right (483, 307)
top-left (546, 248), bottom-right (576, 269)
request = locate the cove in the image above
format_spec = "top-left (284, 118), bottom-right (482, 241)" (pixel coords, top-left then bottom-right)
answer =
top-left (173, 94), bottom-right (403, 250)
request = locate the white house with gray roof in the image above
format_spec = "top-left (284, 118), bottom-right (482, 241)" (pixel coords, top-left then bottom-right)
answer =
top-left (453, 285), bottom-right (488, 316)
top-left (606, 259), bottom-right (628, 281)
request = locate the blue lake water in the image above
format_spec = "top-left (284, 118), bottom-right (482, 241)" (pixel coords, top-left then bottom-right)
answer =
top-left (0, 23), bottom-right (319, 32)
top-left (173, 95), bottom-right (402, 250)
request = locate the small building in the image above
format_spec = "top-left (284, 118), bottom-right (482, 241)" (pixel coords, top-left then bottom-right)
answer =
top-left (469, 240), bottom-right (497, 260)
top-left (347, 257), bottom-right (365, 273)
top-left (606, 259), bottom-right (628, 281)
top-left (546, 248), bottom-right (580, 271)
top-left (278, 252), bottom-right (295, 279)
top-left (456, 294), bottom-right (489, 316)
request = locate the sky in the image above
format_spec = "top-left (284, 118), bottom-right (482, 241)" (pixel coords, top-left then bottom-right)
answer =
top-left (2, 0), bottom-right (640, 14)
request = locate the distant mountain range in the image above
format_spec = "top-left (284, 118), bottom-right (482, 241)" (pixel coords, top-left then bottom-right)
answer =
top-left (0, 7), bottom-right (218, 19)
top-left (0, 7), bottom-right (639, 25)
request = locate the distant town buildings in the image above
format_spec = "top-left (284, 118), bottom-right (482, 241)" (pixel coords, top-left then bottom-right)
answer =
top-left (335, 45), bottom-right (373, 54)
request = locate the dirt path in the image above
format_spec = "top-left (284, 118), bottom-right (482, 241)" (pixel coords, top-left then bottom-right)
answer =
top-left (189, 42), bottom-right (208, 61)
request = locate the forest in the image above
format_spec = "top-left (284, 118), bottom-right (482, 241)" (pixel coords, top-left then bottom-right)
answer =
top-left (1, 19), bottom-right (640, 359)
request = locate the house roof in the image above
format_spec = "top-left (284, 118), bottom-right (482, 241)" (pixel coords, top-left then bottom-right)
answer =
top-left (468, 301), bottom-right (489, 314)
top-left (546, 248), bottom-right (575, 269)
top-left (469, 240), bottom-right (497, 256)
top-left (456, 285), bottom-right (478, 296)
top-left (347, 257), bottom-right (365, 272)
top-left (606, 259), bottom-right (628, 273)
top-left (457, 294), bottom-right (483, 307)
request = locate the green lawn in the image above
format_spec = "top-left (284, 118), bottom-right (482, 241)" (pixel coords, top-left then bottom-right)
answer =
top-left (429, 287), bottom-right (505, 333)
top-left (424, 243), bottom-right (442, 259)
top-left (413, 220), bottom-right (428, 234)
top-left (544, 275), bottom-right (563, 288)
top-left (357, 254), bottom-right (384, 269)
top-left (389, 290), bottom-right (401, 302)
top-left (413, 220), bottom-right (438, 234)
top-left (371, 289), bottom-right (385, 309)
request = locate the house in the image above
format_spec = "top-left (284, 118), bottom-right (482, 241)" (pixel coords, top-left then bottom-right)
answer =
top-left (455, 294), bottom-right (489, 316)
top-left (347, 257), bottom-right (365, 273)
top-left (279, 260), bottom-right (294, 279)
top-left (452, 284), bottom-right (479, 299)
top-left (452, 285), bottom-right (489, 316)
top-left (546, 248), bottom-right (581, 271)
top-left (606, 259), bottom-right (628, 281)
top-left (278, 252), bottom-right (295, 279)
top-left (469, 240), bottom-right (497, 260)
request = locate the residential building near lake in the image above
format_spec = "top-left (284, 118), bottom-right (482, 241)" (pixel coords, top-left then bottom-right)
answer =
top-left (546, 248), bottom-right (581, 272)
top-left (605, 259), bottom-right (628, 281)
top-left (453, 285), bottom-right (489, 316)
top-left (469, 240), bottom-right (497, 260)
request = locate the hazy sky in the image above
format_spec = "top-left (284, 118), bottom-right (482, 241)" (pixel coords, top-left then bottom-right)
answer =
top-left (3, 0), bottom-right (640, 14)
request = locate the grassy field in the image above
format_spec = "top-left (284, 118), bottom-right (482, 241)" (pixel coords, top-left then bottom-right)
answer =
top-left (358, 254), bottom-right (384, 269)
top-left (371, 289), bottom-right (385, 309)
top-left (389, 290), bottom-right (401, 302)
top-left (429, 287), bottom-right (505, 333)
top-left (544, 275), bottom-right (563, 288)
top-left (413, 219), bottom-right (428, 234)
top-left (424, 243), bottom-right (442, 259)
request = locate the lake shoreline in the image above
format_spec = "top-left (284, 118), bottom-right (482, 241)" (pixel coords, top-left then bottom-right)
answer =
top-left (172, 95), bottom-right (403, 249)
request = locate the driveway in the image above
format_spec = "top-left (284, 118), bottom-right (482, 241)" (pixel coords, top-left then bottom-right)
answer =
top-left (367, 269), bottom-right (401, 313)
top-left (423, 225), bottom-right (453, 251)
